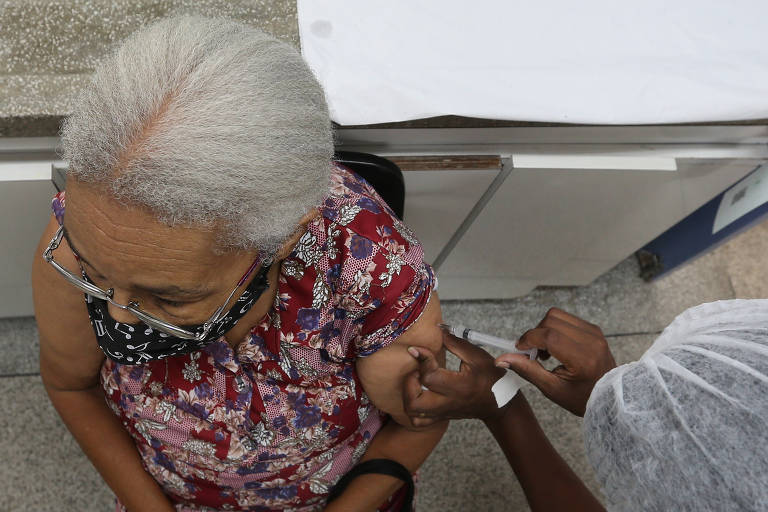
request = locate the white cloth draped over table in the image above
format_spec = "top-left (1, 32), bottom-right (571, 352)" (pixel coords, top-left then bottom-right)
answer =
top-left (298, 0), bottom-right (768, 125)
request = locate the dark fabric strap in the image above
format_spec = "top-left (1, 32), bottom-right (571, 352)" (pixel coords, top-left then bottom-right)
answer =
top-left (326, 458), bottom-right (414, 512)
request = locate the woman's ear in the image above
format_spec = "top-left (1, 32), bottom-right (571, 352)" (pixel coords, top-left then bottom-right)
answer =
top-left (274, 208), bottom-right (319, 261)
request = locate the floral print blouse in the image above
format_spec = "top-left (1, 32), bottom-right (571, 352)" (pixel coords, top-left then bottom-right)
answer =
top-left (54, 163), bottom-right (436, 511)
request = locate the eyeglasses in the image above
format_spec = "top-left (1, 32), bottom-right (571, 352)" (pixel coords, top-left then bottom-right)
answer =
top-left (43, 225), bottom-right (266, 341)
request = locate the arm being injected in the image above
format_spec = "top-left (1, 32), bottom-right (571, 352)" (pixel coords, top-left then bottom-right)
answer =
top-left (403, 335), bottom-right (604, 512)
top-left (404, 308), bottom-right (614, 511)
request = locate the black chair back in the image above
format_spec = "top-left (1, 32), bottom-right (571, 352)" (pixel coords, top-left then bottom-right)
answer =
top-left (333, 151), bottom-right (405, 220)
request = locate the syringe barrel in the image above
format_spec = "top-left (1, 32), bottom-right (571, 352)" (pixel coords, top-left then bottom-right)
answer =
top-left (445, 324), bottom-right (537, 360)
top-left (466, 330), bottom-right (538, 360)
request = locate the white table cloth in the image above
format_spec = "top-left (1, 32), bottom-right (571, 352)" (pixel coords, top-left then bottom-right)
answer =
top-left (298, 1), bottom-right (768, 125)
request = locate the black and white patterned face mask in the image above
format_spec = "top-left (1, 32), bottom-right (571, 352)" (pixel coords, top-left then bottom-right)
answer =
top-left (83, 263), bottom-right (271, 365)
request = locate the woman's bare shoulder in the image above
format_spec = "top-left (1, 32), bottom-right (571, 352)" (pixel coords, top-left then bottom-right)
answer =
top-left (32, 214), bottom-right (104, 390)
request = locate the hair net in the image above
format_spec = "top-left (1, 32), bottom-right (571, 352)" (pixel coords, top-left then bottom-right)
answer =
top-left (583, 299), bottom-right (768, 512)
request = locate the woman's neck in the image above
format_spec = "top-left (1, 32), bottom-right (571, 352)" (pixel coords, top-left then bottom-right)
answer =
top-left (223, 208), bottom-right (319, 349)
top-left (223, 261), bottom-right (282, 349)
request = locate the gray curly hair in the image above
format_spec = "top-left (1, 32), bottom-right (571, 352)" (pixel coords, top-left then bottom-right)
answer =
top-left (60, 15), bottom-right (333, 255)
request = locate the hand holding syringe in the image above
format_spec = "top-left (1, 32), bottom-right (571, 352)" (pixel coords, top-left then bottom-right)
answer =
top-left (439, 323), bottom-right (538, 360)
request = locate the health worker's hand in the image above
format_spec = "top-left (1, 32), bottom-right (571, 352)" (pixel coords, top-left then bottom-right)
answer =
top-left (496, 308), bottom-right (616, 417)
top-left (403, 330), bottom-right (507, 427)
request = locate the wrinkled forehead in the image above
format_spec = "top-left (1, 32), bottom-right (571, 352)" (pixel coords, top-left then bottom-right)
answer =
top-left (63, 180), bottom-right (228, 274)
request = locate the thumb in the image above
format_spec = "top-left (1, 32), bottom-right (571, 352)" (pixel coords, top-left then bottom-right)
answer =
top-left (407, 346), bottom-right (440, 377)
top-left (496, 353), bottom-right (560, 396)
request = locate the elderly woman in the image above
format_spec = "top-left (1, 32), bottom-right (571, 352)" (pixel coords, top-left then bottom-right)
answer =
top-left (406, 301), bottom-right (768, 511)
top-left (31, 16), bottom-right (446, 512)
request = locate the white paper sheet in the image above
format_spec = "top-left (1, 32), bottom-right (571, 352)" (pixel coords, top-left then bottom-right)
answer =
top-left (713, 164), bottom-right (768, 234)
top-left (298, 1), bottom-right (768, 125)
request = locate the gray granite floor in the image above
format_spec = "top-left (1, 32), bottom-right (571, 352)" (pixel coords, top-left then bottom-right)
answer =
top-left (1, 218), bottom-right (766, 511)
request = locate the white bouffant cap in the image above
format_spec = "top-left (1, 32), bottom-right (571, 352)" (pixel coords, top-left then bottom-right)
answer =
top-left (584, 299), bottom-right (768, 512)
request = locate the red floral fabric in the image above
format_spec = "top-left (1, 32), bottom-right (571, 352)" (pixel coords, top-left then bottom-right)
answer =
top-left (54, 163), bottom-right (435, 511)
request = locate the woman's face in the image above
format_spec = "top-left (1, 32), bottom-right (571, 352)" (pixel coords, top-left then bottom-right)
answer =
top-left (63, 179), bottom-right (258, 326)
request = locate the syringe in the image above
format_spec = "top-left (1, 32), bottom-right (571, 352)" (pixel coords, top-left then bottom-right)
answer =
top-left (439, 323), bottom-right (538, 360)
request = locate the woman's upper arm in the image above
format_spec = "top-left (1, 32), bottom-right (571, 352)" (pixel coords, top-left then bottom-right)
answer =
top-left (355, 291), bottom-right (444, 428)
top-left (32, 214), bottom-right (104, 391)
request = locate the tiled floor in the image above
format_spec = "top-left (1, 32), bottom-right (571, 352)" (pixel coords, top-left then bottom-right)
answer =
top-left (1, 219), bottom-right (766, 511)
